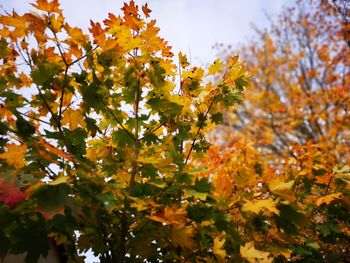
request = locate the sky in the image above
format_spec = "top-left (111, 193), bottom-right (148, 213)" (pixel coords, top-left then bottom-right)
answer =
top-left (1, 0), bottom-right (294, 65)
top-left (0, 0), bottom-right (294, 262)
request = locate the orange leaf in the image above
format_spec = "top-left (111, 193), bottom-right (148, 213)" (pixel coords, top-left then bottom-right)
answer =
top-left (171, 225), bottom-right (196, 250)
top-left (31, 0), bottom-right (62, 13)
top-left (0, 12), bottom-right (26, 38)
top-left (316, 193), bottom-right (342, 206)
top-left (0, 143), bottom-right (27, 169)
top-left (64, 24), bottom-right (87, 45)
top-left (142, 4), bottom-right (151, 18)
top-left (38, 136), bottom-right (75, 162)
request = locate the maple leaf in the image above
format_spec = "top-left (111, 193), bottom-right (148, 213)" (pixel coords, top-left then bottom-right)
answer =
top-left (240, 242), bottom-right (272, 263)
top-left (31, 0), bottom-right (62, 13)
top-left (130, 197), bottom-right (150, 212)
top-left (171, 225), bottom-right (196, 250)
top-left (0, 12), bottom-right (26, 39)
top-left (148, 207), bottom-right (187, 225)
top-left (213, 236), bottom-right (227, 262)
top-left (316, 192), bottom-right (342, 206)
top-left (62, 108), bottom-right (86, 130)
top-left (122, 1), bottom-right (138, 17)
top-left (242, 198), bottom-right (280, 215)
top-left (142, 4), bottom-right (152, 18)
top-left (64, 24), bottom-right (87, 45)
top-left (49, 13), bottom-right (64, 32)
top-left (0, 179), bottom-right (25, 207)
top-left (0, 143), bottom-right (27, 169)
top-left (178, 52), bottom-right (190, 68)
top-left (268, 175), bottom-right (294, 197)
top-left (208, 59), bottom-right (223, 75)
top-left (122, 1), bottom-right (143, 30)
top-left (37, 135), bottom-right (75, 162)
top-left (89, 20), bottom-right (104, 44)
top-left (137, 156), bottom-right (163, 164)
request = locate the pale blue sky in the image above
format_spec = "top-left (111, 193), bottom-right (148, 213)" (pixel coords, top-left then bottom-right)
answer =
top-left (1, 0), bottom-right (294, 65)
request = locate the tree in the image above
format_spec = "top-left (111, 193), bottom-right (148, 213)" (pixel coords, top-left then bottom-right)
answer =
top-left (322, 0), bottom-right (350, 48)
top-left (206, 0), bottom-right (350, 261)
top-left (216, 0), bottom-right (350, 164)
top-left (0, 0), bottom-right (250, 262)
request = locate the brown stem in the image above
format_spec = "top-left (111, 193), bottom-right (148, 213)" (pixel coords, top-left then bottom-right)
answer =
top-left (185, 92), bottom-right (219, 164)
top-left (101, 100), bottom-right (135, 142)
top-left (129, 79), bottom-right (141, 194)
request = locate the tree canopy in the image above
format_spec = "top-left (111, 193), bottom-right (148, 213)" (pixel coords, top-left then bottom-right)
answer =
top-left (0, 0), bottom-right (349, 262)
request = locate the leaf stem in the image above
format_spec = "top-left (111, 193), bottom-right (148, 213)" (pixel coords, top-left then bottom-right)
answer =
top-left (185, 91), bottom-right (219, 164)
top-left (129, 79), bottom-right (141, 194)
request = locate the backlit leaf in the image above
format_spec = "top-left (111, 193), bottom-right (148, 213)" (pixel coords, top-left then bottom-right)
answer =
top-left (0, 143), bottom-right (27, 169)
top-left (242, 198), bottom-right (279, 215)
top-left (240, 242), bottom-right (272, 263)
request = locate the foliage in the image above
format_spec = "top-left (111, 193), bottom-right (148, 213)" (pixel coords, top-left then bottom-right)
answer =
top-left (208, 0), bottom-right (350, 261)
top-left (0, 0), bottom-right (250, 262)
top-left (1, 0), bottom-right (349, 262)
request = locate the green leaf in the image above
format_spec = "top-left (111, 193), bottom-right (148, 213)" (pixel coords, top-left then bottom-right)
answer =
top-left (193, 139), bottom-right (210, 153)
top-left (211, 112), bottom-right (224, 124)
top-left (80, 80), bottom-right (104, 112)
top-left (2, 92), bottom-right (25, 109)
top-left (315, 222), bottom-right (340, 237)
top-left (234, 76), bottom-right (247, 91)
top-left (0, 38), bottom-right (9, 59)
top-left (187, 202), bottom-right (213, 223)
top-left (5, 215), bottom-right (50, 263)
top-left (195, 177), bottom-right (213, 193)
top-left (274, 205), bottom-right (307, 236)
top-left (63, 127), bottom-right (87, 159)
top-left (306, 242), bottom-right (320, 250)
top-left (15, 115), bottom-right (35, 138)
top-left (113, 129), bottom-right (135, 147)
top-left (31, 183), bottom-right (71, 212)
top-left (31, 63), bottom-right (58, 85)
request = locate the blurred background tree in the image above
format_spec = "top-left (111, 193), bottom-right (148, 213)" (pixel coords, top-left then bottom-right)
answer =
top-left (215, 0), bottom-right (350, 166)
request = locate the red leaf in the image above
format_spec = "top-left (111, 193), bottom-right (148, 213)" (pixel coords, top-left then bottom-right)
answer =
top-left (0, 179), bottom-right (25, 207)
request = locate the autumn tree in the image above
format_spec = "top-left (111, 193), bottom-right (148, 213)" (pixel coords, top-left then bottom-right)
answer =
top-left (322, 0), bottom-right (350, 48)
top-left (216, 0), bottom-right (350, 164)
top-left (203, 0), bottom-right (350, 261)
top-left (0, 0), bottom-right (251, 262)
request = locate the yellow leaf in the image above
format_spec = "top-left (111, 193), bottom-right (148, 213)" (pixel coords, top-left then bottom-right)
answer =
top-left (316, 192), bottom-right (342, 206)
top-left (208, 59), bottom-right (223, 75)
top-left (130, 197), bottom-right (150, 212)
top-left (213, 237), bottom-right (227, 262)
top-left (171, 225), bottom-right (196, 250)
top-left (137, 156), bottom-right (163, 164)
top-left (167, 94), bottom-right (186, 106)
top-left (0, 143), bottom-right (27, 169)
top-left (242, 198), bottom-right (279, 215)
top-left (178, 51), bottom-right (189, 68)
top-left (49, 13), bottom-right (64, 32)
top-left (62, 108), bottom-right (86, 130)
top-left (240, 242), bottom-right (272, 263)
top-left (268, 176), bottom-right (294, 195)
top-left (125, 36), bottom-right (142, 52)
top-left (184, 189), bottom-right (207, 201)
top-left (147, 207), bottom-right (187, 225)
top-left (47, 176), bottom-right (68, 186)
